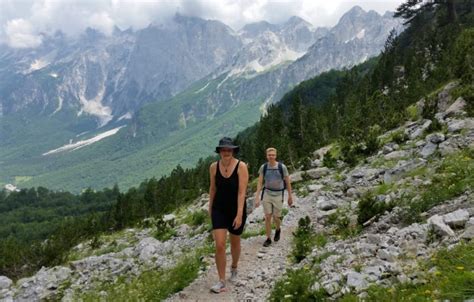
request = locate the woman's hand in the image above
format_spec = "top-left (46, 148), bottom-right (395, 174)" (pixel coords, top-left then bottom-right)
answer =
top-left (233, 214), bottom-right (243, 230)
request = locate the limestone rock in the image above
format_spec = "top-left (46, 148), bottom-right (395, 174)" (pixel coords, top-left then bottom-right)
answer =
top-left (445, 97), bottom-right (466, 116)
top-left (346, 271), bottom-right (368, 291)
top-left (420, 142), bottom-right (437, 158)
top-left (426, 133), bottom-right (445, 144)
top-left (461, 226), bottom-right (474, 240)
top-left (0, 276), bottom-right (12, 290)
top-left (306, 167), bottom-right (330, 179)
top-left (316, 197), bottom-right (339, 211)
top-left (443, 209), bottom-right (469, 228)
top-left (428, 215), bottom-right (455, 237)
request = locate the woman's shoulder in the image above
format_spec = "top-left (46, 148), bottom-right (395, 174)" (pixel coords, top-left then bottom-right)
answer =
top-left (209, 161), bottom-right (218, 170)
top-left (237, 160), bottom-right (248, 169)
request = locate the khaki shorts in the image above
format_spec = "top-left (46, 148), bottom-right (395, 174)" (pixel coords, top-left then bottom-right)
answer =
top-left (262, 191), bottom-right (284, 216)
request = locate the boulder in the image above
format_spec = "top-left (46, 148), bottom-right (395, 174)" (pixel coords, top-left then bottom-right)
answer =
top-left (346, 271), bottom-right (368, 291)
top-left (426, 133), bottom-right (445, 144)
top-left (346, 187), bottom-right (359, 198)
top-left (447, 118), bottom-right (474, 133)
top-left (306, 167), bottom-right (330, 179)
top-left (445, 97), bottom-right (466, 116)
top-left (437, 82), bottom-right (457, 112)
top-left (308, 184), bottom-right (324, 192)
top-left (428, 215), bottom-right (455, 237)
top-left (136, 237), bottom-right (162, 264)
top-left (443, 209), bottom-right (470, 228)
top-left (323, 281), bottom-right (340, 295)
top-left (420, 142), bottom-right (437, 158)
top-left (0, 276), bottom-right (12, 290)
top-left (163, 214), bottom-right (176, 222)
top-left (313, 145), bottom-right (332, 159)
top-left (316, 197), bottom-right (339, 211)
top-left (461, 226), bottom-right (474, 240)
top-left (439, 139), bottom-right (459, 155)
top-left (406, 120), bottom-right (432, 140)
top-left (384, 150), bottom-right (408, 160)
top-left (290, 171), bottom-right (304, 182)
top-left (467, 217), bottom-right (474, 228)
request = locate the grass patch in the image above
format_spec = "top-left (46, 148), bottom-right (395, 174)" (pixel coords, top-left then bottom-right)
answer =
top-left (401, 149), bottom-right (474, 224)
top-left (340, 241), bottom-right (474, 301)
top-left (80, 245), bottom-right (212, 301)
top-left (182, 209), bottom-right (210, 227)
top-left (241, 227), bottom-right (266, 239)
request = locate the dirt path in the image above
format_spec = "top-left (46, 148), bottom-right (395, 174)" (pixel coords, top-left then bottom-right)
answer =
top-left (167, 196), bottom-right (310, 302)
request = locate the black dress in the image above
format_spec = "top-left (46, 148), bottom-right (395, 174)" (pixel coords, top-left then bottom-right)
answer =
top-left (211, 160), bottom-right (247, 235)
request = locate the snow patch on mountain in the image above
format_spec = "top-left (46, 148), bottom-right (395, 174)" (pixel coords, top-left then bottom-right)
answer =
top-left (117, 112), bottom-right (132, 121)
top-left (195, 82), bottom-right (210, 94)
top-left (51, 96), bottom-right (63, 115)
top-left (42, 126), bottom-right (126, 156)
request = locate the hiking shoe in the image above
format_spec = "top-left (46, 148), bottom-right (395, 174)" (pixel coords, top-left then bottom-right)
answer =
top-left (229, 267), bottom-right (238, 283)
top-left (263, 238), bottom-right (272, 247)
top-left (274, 228), bottom-right (281, 242)
top-left (210, 280), bottom-right (226, 293)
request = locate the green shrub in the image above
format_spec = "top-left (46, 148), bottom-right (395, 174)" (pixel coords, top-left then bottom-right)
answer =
top-left (327, 210), bottom-right (361, 239)
top-left (269, 268), bottom-right (326, 302)
top-left (184, 210), bottom-right (209, 227)
top-left (154, 216), bottom-right (176, 241)
top-left (357, 193), bottom-right (394, 226)
top-left (389, 129), bottom-right (409, 145)
top-left (292, 216), bottom-right (326, 263)
top-left (323, 152), bottom-right (337, 168)
top-left (406, 104), bottom-right (420, 121)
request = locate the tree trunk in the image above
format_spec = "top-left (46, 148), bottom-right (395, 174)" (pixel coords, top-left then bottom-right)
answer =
top-left (447, 0), bottom-right (457, 22)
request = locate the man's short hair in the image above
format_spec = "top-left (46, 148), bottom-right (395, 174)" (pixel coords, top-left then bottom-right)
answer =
top-left (266, 147), bottom-right (277, 154)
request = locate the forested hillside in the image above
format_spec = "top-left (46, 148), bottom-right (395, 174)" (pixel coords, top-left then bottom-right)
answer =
top-left (236, 0), bottom-right (474, 173)
top-left (1, 0), bottom-right (473, 286)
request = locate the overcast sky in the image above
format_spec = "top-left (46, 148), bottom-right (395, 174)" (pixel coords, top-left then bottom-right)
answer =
top-left (1, 0), bottom-right (403, 48)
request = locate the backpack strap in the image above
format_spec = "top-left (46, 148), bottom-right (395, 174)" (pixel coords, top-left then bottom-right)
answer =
top-left (261, 163), bottom-right (268, 200)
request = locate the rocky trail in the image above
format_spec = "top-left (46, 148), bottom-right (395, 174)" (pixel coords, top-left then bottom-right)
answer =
top-left (167, 195), bottom-right (311, 302)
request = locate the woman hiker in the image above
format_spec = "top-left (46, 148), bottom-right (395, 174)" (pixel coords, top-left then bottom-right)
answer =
top-left (208, 137), bottom-right (248, 293)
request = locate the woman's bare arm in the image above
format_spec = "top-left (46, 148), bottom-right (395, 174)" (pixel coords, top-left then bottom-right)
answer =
top-left (208, 162), bottom-right (217, 216)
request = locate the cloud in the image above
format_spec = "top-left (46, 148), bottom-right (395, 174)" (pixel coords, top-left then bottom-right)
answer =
top-left (0, 0), bottom-right (403, 48)
top-left (5, 18), bottom-right (42, 48)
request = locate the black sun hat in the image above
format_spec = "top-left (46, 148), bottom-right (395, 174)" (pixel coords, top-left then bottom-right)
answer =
top-left (215, 137), bottom-right (240, 154)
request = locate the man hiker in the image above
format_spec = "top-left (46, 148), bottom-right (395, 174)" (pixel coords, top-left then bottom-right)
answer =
top-left (255, 147), bottom-right (293, 247)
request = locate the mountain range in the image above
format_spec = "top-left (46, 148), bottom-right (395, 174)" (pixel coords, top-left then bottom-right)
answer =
top-left (0, 6), bottom-right (402, 192)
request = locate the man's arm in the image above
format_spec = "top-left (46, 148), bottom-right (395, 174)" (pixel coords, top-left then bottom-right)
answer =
top-left (255, 174), bottom-right (264, 207)
top-left (285, 175), bottom-right (293, 206)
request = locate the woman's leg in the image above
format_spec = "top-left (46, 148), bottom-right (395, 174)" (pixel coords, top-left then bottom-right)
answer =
top-left (229, 233), bottom-right (241, 269)
top-left (213, 229), bottom-right (227, 281)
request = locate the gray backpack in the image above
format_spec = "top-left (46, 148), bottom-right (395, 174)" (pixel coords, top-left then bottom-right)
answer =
top-left (261, 162), bottom-right (286, 199)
